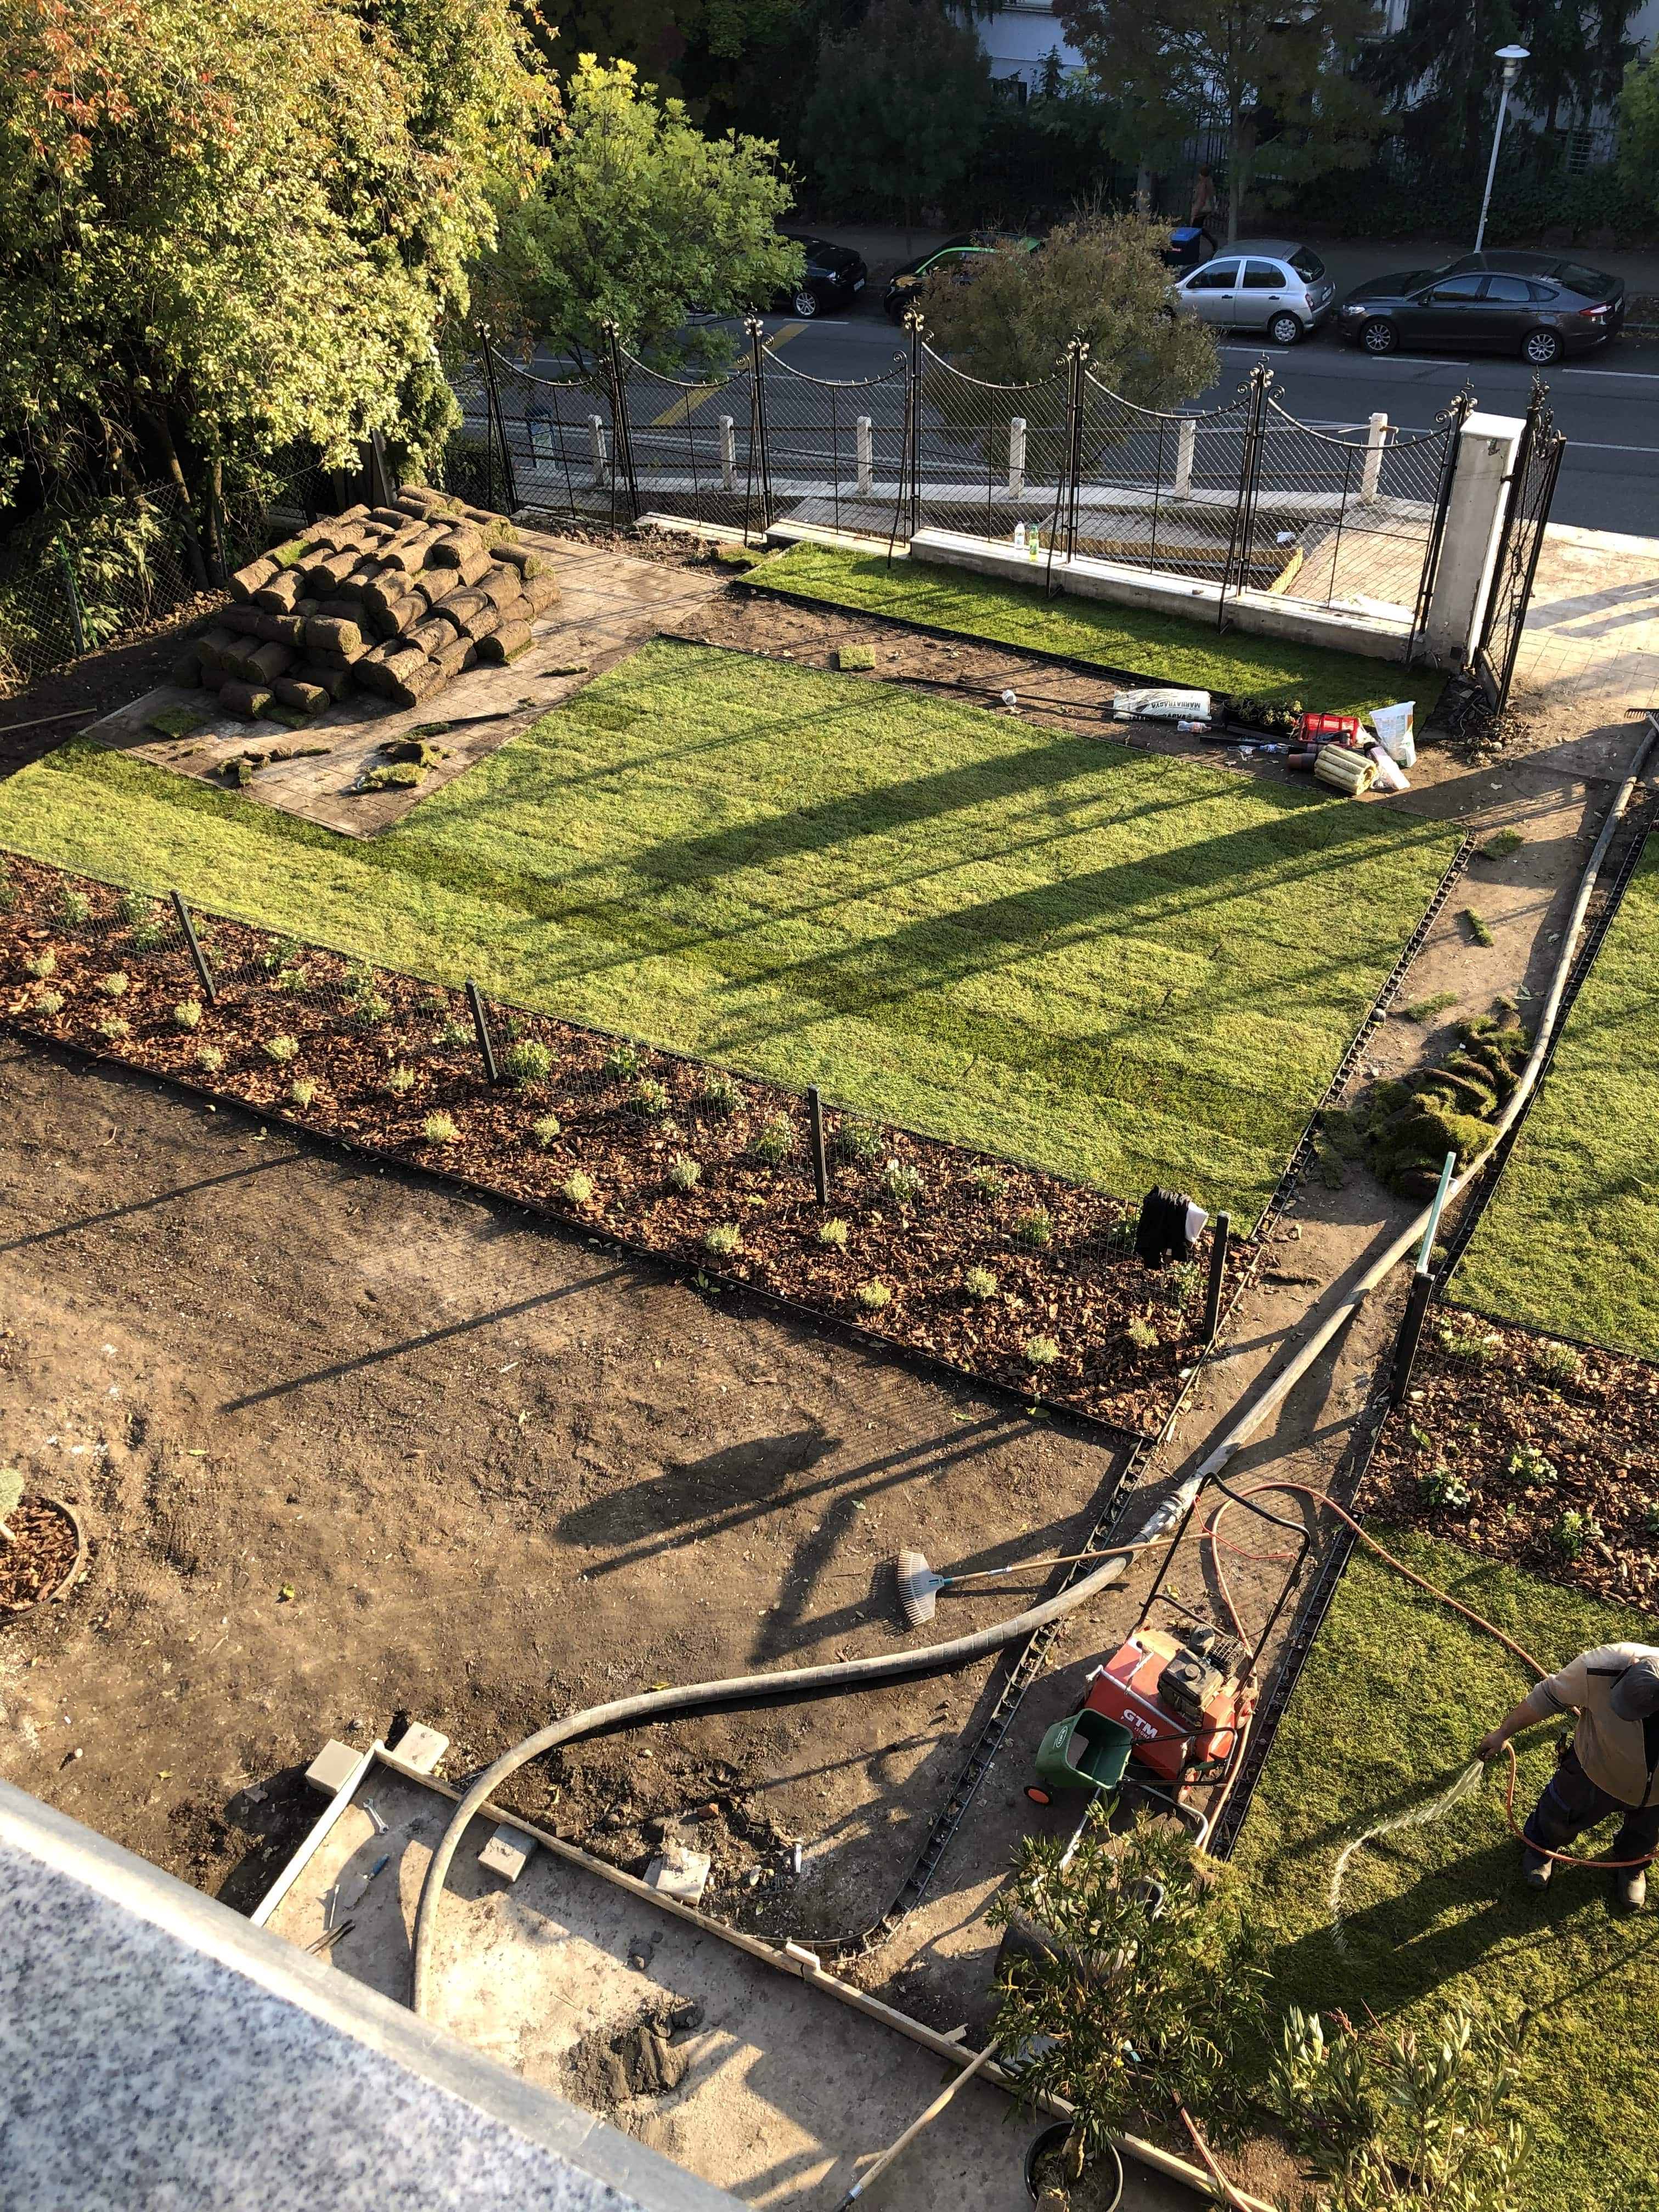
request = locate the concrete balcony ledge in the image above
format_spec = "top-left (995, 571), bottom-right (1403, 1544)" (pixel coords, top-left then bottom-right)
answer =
top-left (907, 528), bottom-right (1421, 665)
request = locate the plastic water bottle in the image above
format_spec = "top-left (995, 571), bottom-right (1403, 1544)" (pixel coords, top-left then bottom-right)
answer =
top-left (1012, 522), bottom-right (1026, 550)
top-left (1028, 529), bottom-right (1040, 561)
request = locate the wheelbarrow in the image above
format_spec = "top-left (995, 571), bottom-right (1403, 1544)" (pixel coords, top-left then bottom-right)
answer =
top-left (1026, 1708), bottom-right (1134, 1805)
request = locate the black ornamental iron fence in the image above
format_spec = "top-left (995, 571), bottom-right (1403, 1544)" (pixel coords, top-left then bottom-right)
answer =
top-left (469, 319), bottom-right (1509, 658)
top-left (1473, 381), bottom-right (1567, 714)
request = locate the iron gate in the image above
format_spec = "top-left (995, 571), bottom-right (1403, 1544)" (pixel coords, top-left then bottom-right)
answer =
top-left (1474, 381), bottom-right (1567, 713)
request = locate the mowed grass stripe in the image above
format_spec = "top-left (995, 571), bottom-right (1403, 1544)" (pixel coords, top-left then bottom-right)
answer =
top-left (1452, 839), bottom-right (1659, 1358)
top-left (1235, 1527), bottom-right (1658, 2212)
top-left (0, 639), bottom-right (1456, 1215)
top-left (755, 541), bottom-right (1449, 720)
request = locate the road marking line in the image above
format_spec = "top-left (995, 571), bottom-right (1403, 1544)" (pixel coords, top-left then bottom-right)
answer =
top-left (648, 324), bottom-right (809, 426)
top-left (1559, 441), bottom-right (1659, 455)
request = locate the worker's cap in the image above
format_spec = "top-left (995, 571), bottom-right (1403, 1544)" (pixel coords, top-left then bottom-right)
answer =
top-left (1610, 1656), bottom-right (1659, 1720)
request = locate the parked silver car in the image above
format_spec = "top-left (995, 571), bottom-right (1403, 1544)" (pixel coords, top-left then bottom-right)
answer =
top-left (1165, 239), bottom-right (1336, 346)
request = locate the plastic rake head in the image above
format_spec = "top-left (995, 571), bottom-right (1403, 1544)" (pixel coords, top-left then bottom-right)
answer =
top-left (896, 1548), bottom-right (948, 1629)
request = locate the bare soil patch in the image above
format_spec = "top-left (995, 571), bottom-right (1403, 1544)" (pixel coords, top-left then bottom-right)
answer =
top-left (1, 856), bottom-right (1245, 1436)
top-left (1359, 1312), bottom-right (1659, 1608)
top-left (0, 1030), bottom-right (1135, 1953)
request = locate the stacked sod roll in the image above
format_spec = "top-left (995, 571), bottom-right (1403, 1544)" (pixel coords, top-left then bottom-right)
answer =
top-left (172, 486), bottom-right (560, 721)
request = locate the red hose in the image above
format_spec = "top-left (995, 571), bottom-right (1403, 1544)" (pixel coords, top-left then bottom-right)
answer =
top-left (1203, 1480), bottom-right (1657, 1872)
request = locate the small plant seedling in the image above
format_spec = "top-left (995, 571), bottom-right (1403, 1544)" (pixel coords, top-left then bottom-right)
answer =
top-left (1418, 1463), bottom-right (1470, 1509)
top-left (604, 1042), bottom-right (641, 1082)
top-left (531, 1114), bottom-right (563, 1147)
top-left (54, 888), bottom-right (91, 929)
top-left (35, 989), bottom-right (64, 1015)
top-left (837, 1117), bottom-right (884, 1165)
top-left (1409, 1422), bottom-right (1434, 1451)
top-left (437, 1019), bottom-right (471, 1047)
top-left (666, 1153), bottom-right (701, 1190)
top-left (130, 911), bottom-right (168, 953)
top-left (504, 1039), bottom-right (554, 1088)
top-left (1505, 1443), bottom-right (1557, 1486)
top-left (422, 1111), bottom-right (459, 1144)
top-left (970, 1164), bottom-right (1008, 1201)
top-left (752, 1114), bottom-right (794, 1164)
top-left (1014, 1206), bottom-right (1053, 1249)
top-left (882, 1159), bottom-right (923, 1206)
top-left (98, 1016), bottom-right (132, 1040)
top-left (964, 1265), bottom-right (997, 1300)
top-left (856, 1280), bottom-right (891, 1311)
top-left (1462, 906), bottom-right (1494, 947)
top-left (1165, 1260), bottom-right (1200, 1308)
top-left (705, 1221), bottom-right (742, 1257)
top-left (1643, 1503), bottom-right (1659, 1537)
top-left (98, 972), bottom-right (128, 998)
top-left (1555, 1508), bottom-right (1603, 1559)
top-left (1125, 1316), bottom-right (1160, 1351)
top-left (1401, 991), bottom-right (1458, 1024)
top-left (196, 1044), bottom-right (224, 1072)
top-left (1438, 1321), bottom-right (1502, 1362)
top-left (561, 1170), bottom-right (595, 1204)
top-left (699, 1070), bottom-right (741, 1115)
top-left (24, 952), bottom-right (55, 979)
top-left (382, 1064), bottom-right (416, 1094)
top-left (276, 966), bottom-right (309, 994)
top-left (263, 1035), bottom-right (299, 1063)
top-left (1478, 828), bottom-right (1525, 860)
top-left (174, 1000), bottom-right (202, 1030)
top-left (1024, 1333), bottom-right (1060, 1367)
top-left (817, 1216), bottom-right (849, 1247)
top-left (0, 1466), bottom-right (24, 1544)
top-left (634, 1077), bottom-right (671, 1118)
top-left (1530, 1339), bottom-right (1580, 1389)
top-left (351, 991), bottom-right (392, 1026)
top-left (290, 1077), bottom-right (317, 1108)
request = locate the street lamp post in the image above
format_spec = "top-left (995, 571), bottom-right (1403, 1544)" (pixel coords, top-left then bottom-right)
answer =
top-left (1475, 45), bottom-right (1530, 252)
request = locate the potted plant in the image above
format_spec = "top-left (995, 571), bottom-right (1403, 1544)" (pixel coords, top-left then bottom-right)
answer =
top-left (989, 1810), bottom-right (1265, 2210)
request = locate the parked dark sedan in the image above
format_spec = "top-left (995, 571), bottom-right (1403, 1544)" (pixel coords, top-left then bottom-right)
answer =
top-left (1336, 250), bottom-right (1624, 366)
top-left (774, 234), bottom-right (868, 318)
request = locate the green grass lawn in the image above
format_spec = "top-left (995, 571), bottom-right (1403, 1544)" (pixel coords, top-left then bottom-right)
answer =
top-left (759, 542), bottom-right (1447, 720)
top-left (1234, 1527), bottom-right (1659, 2212)
top-left (0, 638), bottom-right (1456, 1217)
top-left (1452, 838), bottom-right (1659, 1359)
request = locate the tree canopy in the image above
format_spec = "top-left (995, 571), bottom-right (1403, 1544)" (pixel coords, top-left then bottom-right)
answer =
top-left (489, 55), bottom-right (802, 370)
top-left (0, 0), bottom-right (554, 526)
top-left (800, 0), bottom-right (990, 229)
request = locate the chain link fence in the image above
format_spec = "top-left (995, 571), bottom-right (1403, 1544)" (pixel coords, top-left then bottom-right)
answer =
top-left (0, 485), bottom-right (201, 695)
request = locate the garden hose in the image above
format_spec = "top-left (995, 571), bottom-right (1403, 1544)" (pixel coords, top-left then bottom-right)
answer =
top-left (411, 718), bottom-right (1659, 2018)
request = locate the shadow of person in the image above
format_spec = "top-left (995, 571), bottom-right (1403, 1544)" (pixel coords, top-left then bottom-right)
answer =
top-left (557, 1425), bottom-right (843, 1562)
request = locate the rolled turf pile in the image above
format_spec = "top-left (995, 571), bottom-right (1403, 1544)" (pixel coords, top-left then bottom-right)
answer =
top-left (172, 486), bottom-right (560, 721)
top-left (1326, 1012), bottom-right (1530, 1197)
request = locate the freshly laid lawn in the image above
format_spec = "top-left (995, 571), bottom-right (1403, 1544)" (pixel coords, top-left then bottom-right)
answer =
top-left (759, 542), bottom-right (1446, 719)
top-left (1452, 838), bottom-right (1659, 1359)
top-left (1235, 1527), bottom-right (1659, 2212)
top-left (0, 639), bottom-right (1457, 1217)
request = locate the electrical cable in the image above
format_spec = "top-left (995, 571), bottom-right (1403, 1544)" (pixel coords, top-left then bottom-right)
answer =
top-left (410, 717), bottom-right (1658, 2019)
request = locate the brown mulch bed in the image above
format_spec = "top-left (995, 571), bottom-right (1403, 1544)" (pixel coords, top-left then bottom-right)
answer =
top-left (0, 854), bottom-right (1250, 1437)
top-left (0, 1496), bottom-right (80, 1612)
top-left (1359, 1308), bottom-right (1659, 1607)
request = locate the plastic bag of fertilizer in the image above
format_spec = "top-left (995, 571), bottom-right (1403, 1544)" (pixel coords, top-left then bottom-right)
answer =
top-left (1369, 701), bottom-right (1415, 766)
top-left (1112, 688), bottom-right (1212, 724)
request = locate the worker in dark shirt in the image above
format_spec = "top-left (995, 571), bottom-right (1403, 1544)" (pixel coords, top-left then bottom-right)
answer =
top-left (1477, 1645), bottom-right (1659, 1912)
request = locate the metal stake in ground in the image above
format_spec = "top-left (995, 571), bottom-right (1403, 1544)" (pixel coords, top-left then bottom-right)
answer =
top-left (1204, 1210), bottom-right (1232, 1345)
top-left (465, 979), bottom-right (500, 1084)
top-left (1390, 1150), bottom-right (1456, 1401)
top-left (807, 1085), bottom-right (830, 1204)
top-left (170, 891), bottom-right (218, 1007)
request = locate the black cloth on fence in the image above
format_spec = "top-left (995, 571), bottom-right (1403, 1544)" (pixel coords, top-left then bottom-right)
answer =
top-left (1136, 1186), bottom-right (1197, 1267)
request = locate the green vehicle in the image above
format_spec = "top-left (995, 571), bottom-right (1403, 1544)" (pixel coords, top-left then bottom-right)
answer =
top-left (883, 233), bottom-right (1037, 321)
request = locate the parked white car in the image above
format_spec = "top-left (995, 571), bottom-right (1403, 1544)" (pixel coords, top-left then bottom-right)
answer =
top-left (1165, 239), bottom-right (1337, 346)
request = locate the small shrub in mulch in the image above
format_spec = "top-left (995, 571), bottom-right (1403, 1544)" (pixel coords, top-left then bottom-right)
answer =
top-left (0, 855), bottom-right (1256, 1436)
top-left (1361, 1311), bottom-right (1659, 1607)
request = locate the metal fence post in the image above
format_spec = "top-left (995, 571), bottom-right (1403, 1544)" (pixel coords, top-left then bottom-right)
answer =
top-left (1203, 1211), bottom-right (1231, 1345)
top-left (1361, 412), bottom-right (1388, 505)
top-left (856, 416), bottom-right (874, 496)
top-left (1063, 338), bottom-right (1087, 567)
top-left (904, 309), bottom-right (924, 543)
top-left (1218, 363), bottom-right (1270, 629)
top-left (745, 317), bottom-right (773, 541)
top-left (55, 531), bottom-right (88, 656)
top-left (1008, 417), bottom-right (1026, 499)
top-left (1390, 1269), bottom-right (1435, 1402)
top-left (466, 979), bottom-right (500, 1084)
top-left (171, 891), bottom-right (217, 1007)
top-left (601, 320), bottom-right (641, 524)
top-left (475, 328), bottom-right (518, 515)
top-left (807, 1086), bottom-right (830, 1204)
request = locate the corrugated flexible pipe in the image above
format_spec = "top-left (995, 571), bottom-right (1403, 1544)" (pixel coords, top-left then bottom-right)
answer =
top-left (411, 714), bottom-right (1658, 2020)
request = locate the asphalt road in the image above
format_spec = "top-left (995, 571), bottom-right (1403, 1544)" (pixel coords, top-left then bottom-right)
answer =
top-left (720, 306), bottom-right (1659, 537)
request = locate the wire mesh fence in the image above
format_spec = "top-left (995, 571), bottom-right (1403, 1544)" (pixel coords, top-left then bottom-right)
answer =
top-left (1073, 375), bottom-right (1255, 586)
top-left (0, 484), bottom-right (202, 695)
top-left (758, 347), bottom-right (911, 541)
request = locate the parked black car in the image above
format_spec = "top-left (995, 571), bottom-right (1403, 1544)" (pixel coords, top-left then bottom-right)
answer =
top-left (773, 235), bottom-right (868, 318)
top-left (1336, 250), bottom-right (1624, 366)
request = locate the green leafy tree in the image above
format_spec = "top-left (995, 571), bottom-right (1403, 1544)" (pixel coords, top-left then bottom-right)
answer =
top-left (1056, 0), bottom-right (1382, 242)
top-left (0, 0), bottom-right (553, 556)
top-left (800, 0), bottom-right (991, 230)
top-left (918, 213), bottom-right (1217, 408)
top-left (489, 56), bottom-right (803, 371)
top-left (990, 1813), bottom-right (1265, 2196)
top-left (1619, 60), bottom-right (1659, 220)
top-left (1263, 2004), bottom-right (1531, 2210)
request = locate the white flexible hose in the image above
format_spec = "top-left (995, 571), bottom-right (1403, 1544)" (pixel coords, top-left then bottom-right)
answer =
top-left (410, 714), bottom-right (1657, 2020)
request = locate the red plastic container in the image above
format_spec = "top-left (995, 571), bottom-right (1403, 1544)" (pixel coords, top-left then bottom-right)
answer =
top-left (1294, 710), bottom-right (1363, 746)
